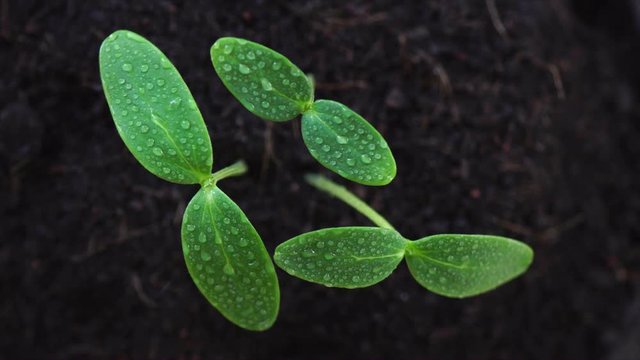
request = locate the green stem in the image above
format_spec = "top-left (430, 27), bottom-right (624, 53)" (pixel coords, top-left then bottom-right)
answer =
top-left (305, 174), bottom-right (396, 230)
top-left (203, 160), bottom-right (248, 187)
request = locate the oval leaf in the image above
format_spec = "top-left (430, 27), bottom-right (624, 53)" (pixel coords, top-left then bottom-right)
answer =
top-left (274, 227), bottom-right (407, 288)
top-left (211, 37), bottom-right (313, 121)
top-left (181, 186), bottom-right (279, 331)
top-left (99, 30), bottom-right (212, 184)
top-left (405, 234), bottom-right (533, 298)
top-left (301, 100), bottom-right (396, 186)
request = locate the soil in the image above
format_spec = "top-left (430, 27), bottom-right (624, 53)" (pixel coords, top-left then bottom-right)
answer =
top-left (1, 1), bottom-right (639, 359)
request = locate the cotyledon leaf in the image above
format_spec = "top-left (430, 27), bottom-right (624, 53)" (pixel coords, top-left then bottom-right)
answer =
top-left (100, 30), bottom-right (212, 184)
top-left (274, 227), bottom-right (407, 288)
top-left (301, 100), bottom-right (396, 186)
top-left (211, 37), bottom-right (314, 121)
top-left (181, 186), bottom-right (279, 331)
top-left (405, 234), bottom-right (533, 298)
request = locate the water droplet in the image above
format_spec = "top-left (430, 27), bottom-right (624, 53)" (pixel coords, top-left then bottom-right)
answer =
top-left (140, 64), bottom-right (149, 73)
top-left (181, 120), bottom-right (190, 129)
top-left (146, 139), bottom-right (155, 147)
top-left (223, 44), bottom-right (233, 55)
top-left (238, 238), bottom-right (248, 247)
top-left (247, 51), bottom-right (255, 60)
top-left (162, 167), bottom-right (170, 174)
top-left (117, 78), bottom-right (125, 85)
top-left (152, 147), bottom-right (164, 156)
top-left (223, 217), bottom-right (231, 224)
top-left (169, 97), bottom-right (182, 108)
top-left (238, 64), bottom-right (251, 74)
top-left (223, 263), bottom-right (235, 275)
top-left (322, 145), bottom-right (331, 152)
top-left (156, 79), bottom-right (165, 87)
top-left (160, 57), bottom-right (171, 69)
top-left (201, 252), bottom-right (212, 261)
top-left (122, 63), bottom-right (133, 72)
top-left (315, 137), bottom-right (323, 145)
top-left (214, 285), bottom-right (224, 292)
top-left (223, 63), bottom-right (232, 72)
top-left (360, 154), bottom-right (372, 164)
top-left (198, 233), bottom-right (207, 243)
top-left (261, 101), bottom-right (270, 108)
top-left (324, 254), bottom-right (335, 260)
top-left (302, 249), bottom-right (316, 258)
top-left (336, 135), bottom-right (348, 144)
top-left (140, 125), bottom-right (149, 133)
top-left (260, 78), bottom-right (273, 91)
top-left (186, 224), bottom-right (196, 232)
top-left (272, 61), bottom-right (282, 70)
top-left (332, 116), bottom-right (343, 124)
top-left (346, 158), bottom-right (356, 166)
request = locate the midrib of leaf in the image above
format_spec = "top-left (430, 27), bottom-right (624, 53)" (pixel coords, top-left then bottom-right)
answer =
top-left (350, 252), bottom-right (404, 261)
top-left (255, 68), bottom-right (310, 111)
top-left (150, 111), bottom-right (208, 181)
top-left (206, 190), bottom-right (234, 273)
top-left (409, 249), bottom-right (470, 270)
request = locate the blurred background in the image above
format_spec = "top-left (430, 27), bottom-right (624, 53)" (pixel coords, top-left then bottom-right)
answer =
top-left (1, 0), bottom-right (639, 359)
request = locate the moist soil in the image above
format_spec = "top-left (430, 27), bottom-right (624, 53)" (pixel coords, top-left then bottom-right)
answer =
top-left (1, 1), bottom-right (639, 359)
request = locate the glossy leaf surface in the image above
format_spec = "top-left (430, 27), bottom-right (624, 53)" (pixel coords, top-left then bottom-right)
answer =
top-left (211, 37), bottom-right (313, 121)
top-left (405, 234), bottom-right (533, 298)
top-left (274, 227), bottom-right (407, 288)
top-left (182, 186), bottom-right (279, 331)
top-left (301, 100), bottom-right (396, 186)
top-left (100, 30), bottom-right (212, 184)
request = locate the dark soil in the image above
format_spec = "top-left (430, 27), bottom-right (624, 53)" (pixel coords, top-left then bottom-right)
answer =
top-left (1, 1), bottom-right (639, 359)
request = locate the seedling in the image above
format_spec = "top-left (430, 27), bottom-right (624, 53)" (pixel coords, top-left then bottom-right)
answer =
top-left (210, 37), bottom-right (396, 186)
top-left (99, 30), bottom-right (279, 331)
top-left (274, 175), bottom-right (533, 297)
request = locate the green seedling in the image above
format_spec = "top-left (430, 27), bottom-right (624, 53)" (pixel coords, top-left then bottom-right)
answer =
top-left (210, 37), bottom-right (396, 186)
top-left (99, 30), bottom-right (279, 331)
top-left (274, 175), bottom-right (533, 298)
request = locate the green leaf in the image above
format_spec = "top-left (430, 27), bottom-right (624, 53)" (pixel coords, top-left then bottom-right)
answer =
top-left (181, 186), bottom-right (279, 331)
top-left (210, 37), bottom-right (313, 122)
top-left (274, 227), bottom-right (407, 288)
top-left (405, 234), bottom-right (533, 298)
top-left (99, 30), bottom-right (212, 184)
top-left (301, 100), bottom-right (396, 186)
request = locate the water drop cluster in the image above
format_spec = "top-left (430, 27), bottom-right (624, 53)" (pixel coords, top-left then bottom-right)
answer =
top-left (275, 227), bottom-right (407, 288)
top-left (182, 187), bottom-right (279, 330)
top-left (211, 38), bottom-right (313, 121)
top-left (405, 234), bottom-right (533, 298)
top-left (301, 100), bottom-right (395, 186)
top-left (100, 30), bottom-right (212, 184)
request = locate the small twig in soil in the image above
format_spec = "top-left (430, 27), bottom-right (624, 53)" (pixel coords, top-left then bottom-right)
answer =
top-left (486, 0), bottom-right (510, 41)
top-left (547, 64), bottom-right (566, 100)
top-left (131, 273), bottom-right (158, 308)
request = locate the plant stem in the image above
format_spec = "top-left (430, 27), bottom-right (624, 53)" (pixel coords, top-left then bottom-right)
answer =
top-left (305, 174), bottom-right (396, 230)
top-left (203, 160), bottom-right (248, 187)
